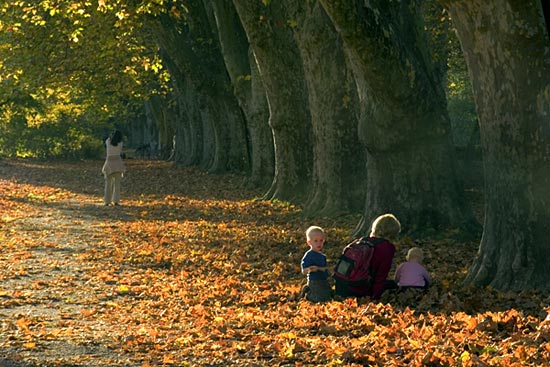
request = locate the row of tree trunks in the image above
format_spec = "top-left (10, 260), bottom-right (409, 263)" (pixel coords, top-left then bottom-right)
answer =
top-left (143, 94), bottom-right (175, 160)
top-left (173, 74), bottom-right (205, 166)
top-left (149, 0), bottom-right (475, 229)
top-left (211, 0), bottom-right (274, 189)
top-left (151, 1), bottom-right (250, 173)
top-left (154, 0), bottom-right (477, 229)
top-left (445, 0), bottom-right (550, 292)
top-left (146, 0), bottom-right (550, 292)
top-left (154, 35), bottom-right (206, 167)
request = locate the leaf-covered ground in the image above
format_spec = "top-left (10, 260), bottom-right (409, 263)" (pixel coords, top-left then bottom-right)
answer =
top-left (1, 159), bottom-right (549, 367)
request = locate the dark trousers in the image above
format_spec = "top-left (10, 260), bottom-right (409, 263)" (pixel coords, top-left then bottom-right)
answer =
top-left (305, 279), bottom-right (332, 303)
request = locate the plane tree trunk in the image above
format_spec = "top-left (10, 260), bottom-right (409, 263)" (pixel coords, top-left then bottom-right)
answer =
top-left (320, 0), bottom-right (478, 233)
top-left (211, 0), bottom-right (274, 188)
top-left (287, 0), bottom-right (365, 216)
top-left (445, 0), bottom-right (550, 291)
top-left (232, 0), bottom-right (313, 202)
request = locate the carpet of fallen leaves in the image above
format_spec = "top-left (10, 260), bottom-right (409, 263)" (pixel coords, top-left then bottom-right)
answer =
top-left (1, 158), bottom-right (550, 367)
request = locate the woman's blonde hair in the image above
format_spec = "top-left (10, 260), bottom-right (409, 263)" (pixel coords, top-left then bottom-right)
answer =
top-left (370, 213), bottom-right (401, 238)
top-left (406, 247), bottom-right (424, 262)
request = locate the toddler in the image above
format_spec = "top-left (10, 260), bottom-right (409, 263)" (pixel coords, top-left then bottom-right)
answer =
top-left (300, 226), bottom-right (332, 302)
top-left (395, 247), bottom-right (432, 290)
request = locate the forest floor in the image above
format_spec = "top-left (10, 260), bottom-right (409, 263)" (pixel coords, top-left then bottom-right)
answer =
top-left (0, 159), bottom-right (549, 367)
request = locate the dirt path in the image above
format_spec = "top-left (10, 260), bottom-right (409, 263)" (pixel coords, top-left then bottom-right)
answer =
top-left (1, 161), bottom-right (143, 366)
top-left (0, 158), bottom-right (279, 367)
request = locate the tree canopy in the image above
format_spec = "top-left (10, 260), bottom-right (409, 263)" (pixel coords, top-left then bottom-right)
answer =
top-left (0, 0), bottom-right (168, 157)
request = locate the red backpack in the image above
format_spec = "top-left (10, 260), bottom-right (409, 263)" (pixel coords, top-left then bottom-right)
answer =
top-left (333, 237), bottom-right (383, 297)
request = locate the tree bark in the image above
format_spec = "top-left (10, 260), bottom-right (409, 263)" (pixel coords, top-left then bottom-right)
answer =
top-left (232, 0), bottom-right (313, 202)
top-left (157, 48), bottom-right (206, 167)
top-left (444, 0), bottom-right (550, 291)
top-left (320, 0), bottom-right (478, 233)
top-left (142, 94), bottom-right (176, 160)
top-left (151, 1), bottom-right (250, 173)
top-left (211, 0), bottom-right (274, 188)
top-left (286, 1), bottom-right (365, 216)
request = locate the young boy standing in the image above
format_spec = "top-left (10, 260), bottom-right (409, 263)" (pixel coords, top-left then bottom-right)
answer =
top-left (300, 226), bottom-right (332, 303)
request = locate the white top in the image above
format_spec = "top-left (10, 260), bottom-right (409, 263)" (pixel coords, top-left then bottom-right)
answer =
top-left (102, 138), bottom-right (126, 175)
top-left (105, 138), bottom-right (123, 156)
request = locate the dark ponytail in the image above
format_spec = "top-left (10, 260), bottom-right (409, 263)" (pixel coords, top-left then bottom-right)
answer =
top-left (110, 130), bottom-right (123, 146)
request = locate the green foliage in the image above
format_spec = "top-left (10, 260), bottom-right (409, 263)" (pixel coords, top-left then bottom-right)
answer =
top-left (0, 0), bottom-right (171, 158)
top-left (421, 1), bottom-right (478, 150)
top-left (0, 110), bottom-right (106, 159)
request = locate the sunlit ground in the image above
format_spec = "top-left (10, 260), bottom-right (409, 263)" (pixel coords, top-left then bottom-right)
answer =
top-left (0, 159), bottom-right (548, 366)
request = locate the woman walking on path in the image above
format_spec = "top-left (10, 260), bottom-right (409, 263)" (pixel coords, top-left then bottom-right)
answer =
top-left (102, 130), bottom-right (126, 206)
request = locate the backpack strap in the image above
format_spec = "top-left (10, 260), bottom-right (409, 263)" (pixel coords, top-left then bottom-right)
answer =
top-left (343, 236), bottom-right (385, 253)
top-left (365, 237), bottom-right (386, 246)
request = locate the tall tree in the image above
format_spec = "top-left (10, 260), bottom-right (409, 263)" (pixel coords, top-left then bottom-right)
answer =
top-left (151, 23), bottom-right (210, 167)
top-left (286, 1), bottom-right (365, 216)
top-left (232, 0), bottom-right (313, 201)
top-left (444, 0), bottom-right (550, 291)
top-left (319, 0), bottom-right (478, 233)
top-left (150, 1), bottom-right (250, 173)
top-left (211, 0), bottom-right (274, 188)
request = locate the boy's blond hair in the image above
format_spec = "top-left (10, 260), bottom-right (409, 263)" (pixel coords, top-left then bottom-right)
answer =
top-left (306, 225), bottom-right (325, 241)
top-left (370, 213), bottom-right (401, 238)
top-left (406, 247), bottom-right (424, 262)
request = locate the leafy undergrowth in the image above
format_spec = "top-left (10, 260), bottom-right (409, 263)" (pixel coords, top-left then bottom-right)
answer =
top-left (0, 159), bottom-right (549, 367)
